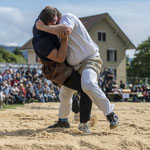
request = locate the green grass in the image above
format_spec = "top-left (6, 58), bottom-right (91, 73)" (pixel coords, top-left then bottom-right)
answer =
top-left (3, 104), bottom-right (24, 109)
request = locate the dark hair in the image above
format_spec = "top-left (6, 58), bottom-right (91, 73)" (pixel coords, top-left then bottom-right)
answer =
top-left (38, 6), bottom-right (57, 25)
top-left (54, 8), bottom-right (62, 17)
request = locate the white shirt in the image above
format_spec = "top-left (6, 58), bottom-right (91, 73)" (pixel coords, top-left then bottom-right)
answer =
top-left (60, 13), bottom-right (99, 66)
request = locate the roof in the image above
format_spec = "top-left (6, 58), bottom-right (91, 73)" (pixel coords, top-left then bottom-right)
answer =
top-left (20, 13), bottom-right (136, 50)
top-left (80, 13), bottom-right (106, 31)
top-left (19, 39), bottom-right (33, 50)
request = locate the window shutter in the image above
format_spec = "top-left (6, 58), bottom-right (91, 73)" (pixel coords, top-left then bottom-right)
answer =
top-left (114, 69), bottom-right (117, 80)
top-left (114, 50), bottom-right (117, 61)
top-left (107, 50), bottom-right (110, 61)
top-left (98, 32), bottom-right (101, 41)
top-left (103, 33), bottom-right (106, 41)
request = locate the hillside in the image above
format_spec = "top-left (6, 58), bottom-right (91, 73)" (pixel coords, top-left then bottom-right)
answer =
top-left (0, 47), bottom-right (27, 63)
top-left (0, 45), bottom-right (28, 60)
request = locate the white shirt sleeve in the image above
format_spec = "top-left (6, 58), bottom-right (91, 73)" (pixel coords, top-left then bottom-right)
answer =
top-left (59, 13), bottom-right (76, 30)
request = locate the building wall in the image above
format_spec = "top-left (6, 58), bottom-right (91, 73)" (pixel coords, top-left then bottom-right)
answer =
top-left (89, 18), bottom-right (126, 84)
top-left (28, 50), bottom-right (38, 64)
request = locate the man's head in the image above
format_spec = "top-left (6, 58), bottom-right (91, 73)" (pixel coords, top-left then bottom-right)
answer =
top-left (54, 7), bottom-right (62, 24)
top-left (38, 6), bottom-right (57, 25)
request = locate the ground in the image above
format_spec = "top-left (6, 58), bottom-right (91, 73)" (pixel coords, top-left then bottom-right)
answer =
top-left (0, 102), bottom-right (150, 150)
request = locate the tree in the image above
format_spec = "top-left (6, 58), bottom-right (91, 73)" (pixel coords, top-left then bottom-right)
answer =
top-left (13, 47), bottom-right (24, 57)
top-left (127, 37), bottom-right (150, 77)
top-left (0, 48), bottom-right (27, 63)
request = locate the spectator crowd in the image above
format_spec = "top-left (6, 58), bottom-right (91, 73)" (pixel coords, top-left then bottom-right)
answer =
top-left (0, 66), bottom-right (150, 109)
top-left (0, 66), bottom-right (60, 109)
top-left (99, 68), bottom-right (150, 102)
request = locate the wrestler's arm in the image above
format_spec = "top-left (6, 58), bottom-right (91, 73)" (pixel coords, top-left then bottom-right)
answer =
top-left (47, 35), bottom-right (68, 63)
top-left (36, 19), bottom-right (72, 36)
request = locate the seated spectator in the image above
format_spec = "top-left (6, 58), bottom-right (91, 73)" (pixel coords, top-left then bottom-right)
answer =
top-left (111, 84), bottom-right (122, 101)
top-left (112, 84), bottom-right (121, 93)
top-left (20, 67), bottom-right (25, 75)
top-left (11, 76), bottom-right (19, 87)
top-left (18, 83), bottom-right (26, 104)
top-left (8, 66), bottom-right (13, 74)
top-left (53, 85), bottom-right (60, 101)
top-left (133, 82), bottom-right (142, 93)
top-left (143, 85), bottom-right (150, 102)
top-left (3, 69), bottom-right (12, 80)
top-left (1, 82), bottom-right (5, 91)
top-left (10, 83), bottom-right (20, 104)
top-left (26, 71), bottom-right (33, 82)
top-left (3, 83), bottom-right (11, 105)
top-left (120, 80), bottom-right (125, 89)
top-left (0, 84), bottom-right (4, 109)
top-left (16, 72), bottom-right (21, 82)
top-left (43, 83), bottom-right (55, 102)
top-left (35, 83), bottom-right (45, 102)
top-left (129, 84), bottom-right (133, 92)
top-left (24, 77), bottom-right (32, 86)
top-left (25, 68), bottom-right (31, 77)
top-left (26, 83), bottom-right (35, 103)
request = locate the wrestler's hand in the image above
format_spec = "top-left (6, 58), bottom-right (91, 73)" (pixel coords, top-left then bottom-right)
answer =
top-left (36, 19), bottom-right (45, 30)
top-left (58, 34), bottom-right (68, 40)
top-left (57, 25), bottom-right (71, 36)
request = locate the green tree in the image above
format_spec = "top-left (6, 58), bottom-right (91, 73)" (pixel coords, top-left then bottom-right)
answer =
top-left (127, 37), bottom-right (150, 77)
top-left (13, 47), bottom-right (24, 57)
top-left (126, 55), bottom-right (130, 71)
top-left (0, 48), bottom-right (27, 63)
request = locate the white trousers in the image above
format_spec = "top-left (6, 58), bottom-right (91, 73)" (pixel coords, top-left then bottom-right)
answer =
top-left (58, 68), bottom-right (114, 118)
top-left (59, 86), bottom-right (75, 118)
top-left (81, 68), bottom-right (114, 116)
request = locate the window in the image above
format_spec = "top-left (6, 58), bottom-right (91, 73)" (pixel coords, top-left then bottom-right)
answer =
top-left (98, 32), bottom-right (106, 41)
top-left (107, 49), bottom-right (117, 62)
